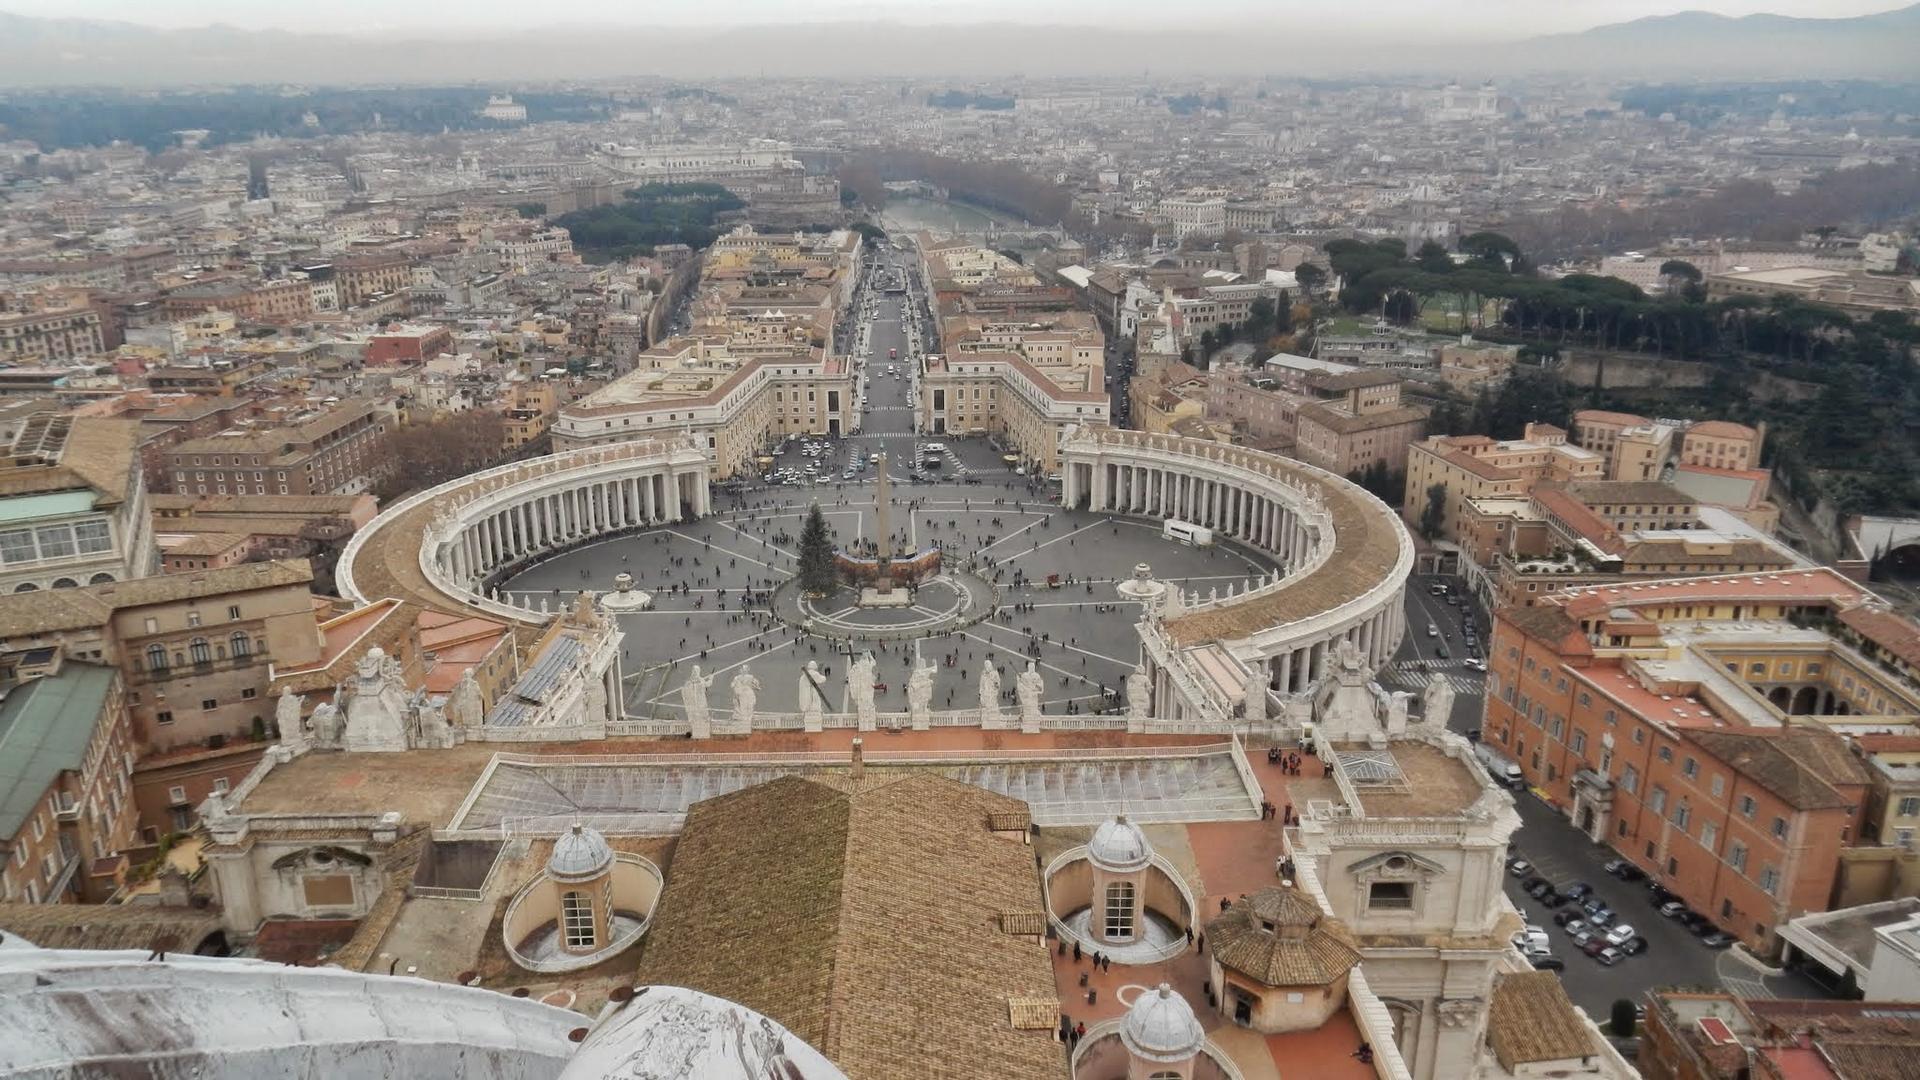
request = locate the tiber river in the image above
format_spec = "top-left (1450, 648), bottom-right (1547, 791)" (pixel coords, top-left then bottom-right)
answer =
top-left (877, 194), bottom-right (1018, 234)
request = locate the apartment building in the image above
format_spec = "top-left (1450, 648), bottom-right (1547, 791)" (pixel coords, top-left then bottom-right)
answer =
top-left (159, 278), bottom-right (312, 323)
top-left (920, 351), bottom-right (1110, 472)
top-left (0, 301), bottom-right (105, 362)
top-left (1403, 424), bottom-right (1605, 542)
top-left (1291, 371), bottom-right (1428, 477)
top-left (331, 252), bottom-right (413, 308)
top-left (1570, 410), bottom-right (1778, 533)
top-left (0, 660), bottom-right (138, 904)
top-left (553, 347), bottom-right (856, 478)
top-left (161, 399), bottom-right (388, 497)
top-left (1482, 569), bottom-right (1916, 955)
top-left (0, 560), bottom-right (323, 837)
top-left (0, 414), bottom-right (160, 593)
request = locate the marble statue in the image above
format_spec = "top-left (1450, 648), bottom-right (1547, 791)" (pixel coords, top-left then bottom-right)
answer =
top-left (798, 661), bottom-right (826, 731)
top-left (310, 701), bottom-right (341, 747)
top-left (275, 688), bottom-right (306, 750)
top-left (1016, 661), bottom-right (1045, 731)
top-left (682, 665), bottom-right (715, 736)
top-left (1335, 637), bottom-right (1366, 674)
top-left (1127, 665), bottom-right (1152, 725)
top-left (343, 646), bottom-right (412, 752)
top-left (906, 659), bottom-right (936, 729)
top-left (1243, 666), bottom-right (1267, 725)
top-left (448, 669), bottom-right (485, 727)
top-left (1424, 672), bottom-right (1456, 727)
top-left (584, 667), bottom-right (609, 726)
top-left (1386, 690), bottom-right (1411, 734)
top-left (415, 692), bottom-right (455, 749)
top-left (977, 664), bottom-right (1002, 726)
top-left (730, 665), bottom-right (761, 729)
top-left (847, 652), bottom-right (878, 731)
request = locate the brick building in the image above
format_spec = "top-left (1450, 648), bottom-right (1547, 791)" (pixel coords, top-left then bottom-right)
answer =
top-left (160, 400), bottom-right (387, 497)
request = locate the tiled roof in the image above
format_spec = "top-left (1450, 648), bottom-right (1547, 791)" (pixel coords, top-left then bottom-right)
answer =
top-left (0, 560), bottom-right (312, 639)
top-left (1204, 886), bottom-right (1360, 987)
top-left (1685, 729), bottom-right (1852, 811)
top-left (1486, 970), bottom-right (1594, 1068)
top-left (1500, 605), bottom-right (1588, 652)
top-left (0, 900), bottom-right (223, 953)
top-left (633, 773), bottom-right (1064, 1080)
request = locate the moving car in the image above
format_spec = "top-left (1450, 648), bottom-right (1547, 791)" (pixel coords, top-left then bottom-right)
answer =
top-left (1507, 858), bottom-right (1534, 877)
top-left (1463, 657), bottom-right (1487, 672)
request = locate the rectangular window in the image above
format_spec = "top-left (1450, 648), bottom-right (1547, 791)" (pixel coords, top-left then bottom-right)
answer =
top-left (167, 785), bottom-right (187, 804)
top-left (1621, 766), bottom-right (1639, 795)
top-left (1729, 842), bottom-right (1748, 873)
top-left (1682, 757), bottom-right (1699, 779)
top-left (1772, 817), bottom-right (1788, 840)
top-left (1712, 775), bottom-right (1726, 797)
top-left (0, 529), bottom-right (35, 565)
top-left (156, 710), bottom-right (174, 725)
top-left (1367, 882), bottom-right (1414, 910)
top-left (72, 521), bottom-right (111, 554)
top-left (1572, 731), bottom-right (1587, 755)
top-left (1899, 797), bottom-right (1920, 817)
top-left (1650, 786), bottom-right (1667, 814)
top-left (1759, 866), bottom-right (1780, 896)
top-left (1701, 821), bottom-right (1719, 852)
top-left (562, 890), bottom-right (596, 947)
top-left (1658, 746), bottom-right (1673, 763)
top-left (1740, 795), bottom-right (1757, 819)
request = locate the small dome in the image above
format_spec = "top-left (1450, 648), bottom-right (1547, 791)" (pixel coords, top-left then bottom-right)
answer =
top-left (1120, 983), bottom-right (1205, 1063)
top-left (1087, 814), bottom-right (1152, 873)
top-left (548, 823), bottom-right (613, 881)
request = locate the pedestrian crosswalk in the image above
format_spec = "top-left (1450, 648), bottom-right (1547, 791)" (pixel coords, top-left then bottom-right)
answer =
top-left (1378, 660), bottom-right (1484, 696)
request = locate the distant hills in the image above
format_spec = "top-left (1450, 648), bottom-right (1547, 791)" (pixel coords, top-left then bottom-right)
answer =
top-left (0, 5), bottom-right (1913, 87)
top-left (1498, 4), bottom-right (1920, 80)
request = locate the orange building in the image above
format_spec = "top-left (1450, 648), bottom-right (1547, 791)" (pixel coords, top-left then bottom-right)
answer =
top-left (1482, 569), bottom-right (1912, 955)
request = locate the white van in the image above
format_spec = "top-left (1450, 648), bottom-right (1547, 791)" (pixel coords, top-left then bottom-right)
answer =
top-left (1474, 744), bottom-right (1527, 790)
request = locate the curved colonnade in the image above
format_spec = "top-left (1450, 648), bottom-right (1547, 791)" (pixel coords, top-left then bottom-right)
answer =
top-left (337, 436), bottom-right (712, 624)
top-left (1059, 428), bottom-right (1412, 723)
top-left (339, 429), bottom-right (1412, 729)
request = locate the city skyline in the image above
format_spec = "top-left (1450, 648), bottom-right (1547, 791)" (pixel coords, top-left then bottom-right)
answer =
top-left (1, 0), bottom-right (1909, 37)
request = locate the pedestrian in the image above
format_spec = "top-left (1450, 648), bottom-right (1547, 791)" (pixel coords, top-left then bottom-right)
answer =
top-left (1072, 941), bottom-right (1081, 963)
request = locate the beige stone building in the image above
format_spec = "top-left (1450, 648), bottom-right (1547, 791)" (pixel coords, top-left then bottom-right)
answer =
top-left (919, 351), bottom-right (1109, 472)
top-left (161, 399), bottom-right (388, 497)
top-left (0, 660), bottom-right (138, 904)
top-left (1404, 425), bottom-right (1604, 542)
top-left (0, 415), bottom-right (160, 593)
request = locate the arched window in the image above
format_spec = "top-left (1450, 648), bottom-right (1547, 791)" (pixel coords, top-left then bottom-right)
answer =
top-left (230, 632), bottom-right (251, 657)
top-left (50, 578), bottom-right (77, 589)
top-left (88, 572), bottom-right (115, 584)
top-left (146, 643), bottom-right (167, 671)
top-left (189, 638), bottom-right (211, 665)
top-left (1105, 880), bottom-right (1136, 940)
top-left (13, 582), bottom-right (36, 592)
top-left (561, 890), bottom-right (595, 949)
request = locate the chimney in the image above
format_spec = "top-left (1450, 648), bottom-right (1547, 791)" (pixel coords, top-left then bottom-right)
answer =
top-left (850, 738), bottom-right (864, 781)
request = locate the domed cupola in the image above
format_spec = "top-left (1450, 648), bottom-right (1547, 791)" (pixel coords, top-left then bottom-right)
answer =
top-left (1120, 982), bottom-right (1206, 1065)
top-left (547, 822), bottom-right (614, 883)
top-left (1087, 814), bottom-right (1153, 873)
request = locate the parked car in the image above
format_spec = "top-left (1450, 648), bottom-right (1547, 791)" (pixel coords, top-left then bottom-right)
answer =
top-left (1569, 927), bottom-right (1599, 950)
top-left (1512, 928), bottom-right (1550, 953)
top-left (1522, 876), bottom-right (1549, 894)
top-left (1538, 888), bottom-right (1569, 908)
top-left (1530, 955), bottom-right (1565, 972)
top-left (1581, 937), bottom-right (1609, 957)
top-left (1691, 920), bottom-right (1723, 939)
top-left (1659, 900), bottom-right (1691, 919)
top-left (1700, 931), bottom-right (1737, 950)
top-left (1677, 911), bottom-right (1711, 932)
top-left (1559, 915), bottom-right (1589, 935)
top-left (1620, 936), bottom-right (1650, 956)
top-left (1508, 858), bottom-right (1534, 877)
top-left (1564, 882), bottom-right (1594, 902)
top-left (1463, 657), bottom-right (1487, 672)
top-left (1596, 947), bottom-right (1626, 967)
top-left (1605, 924), bottom-right (1638, 947)
top-left (1554, 910), bottom-right (1584, 928)
top-left (1602, 858), bottom-right (1631, 876)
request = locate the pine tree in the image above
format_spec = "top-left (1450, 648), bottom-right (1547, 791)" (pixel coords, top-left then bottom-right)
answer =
top-left (797, 502), bottom-right (838, 595)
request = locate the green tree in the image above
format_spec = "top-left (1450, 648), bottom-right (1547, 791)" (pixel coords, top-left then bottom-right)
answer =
top-left (1293, 263), bottom-right (1326, 294)
top-left (1418, 483), bottom-right (1448, 541)
top-left (1609, 999), bottom-right (1637, 1039)
top-left (796, 503), bottom-right (839, 595)
top-left (1416, 240), bottom-right (1454, 274)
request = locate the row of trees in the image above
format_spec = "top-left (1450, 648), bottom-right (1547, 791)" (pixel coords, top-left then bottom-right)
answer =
top-left (372, 411), bottom-right (509, 502)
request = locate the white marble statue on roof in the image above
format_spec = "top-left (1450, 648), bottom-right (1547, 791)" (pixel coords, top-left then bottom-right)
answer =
top-left (1424, 671), bottom-right (1456, 727)
top-left (847, 652), bottom-right (878, 732)
top-left (977, 664), bottom-right (1001, 727)
top-left (730, 665), bottom-right (760, 729)
top-left (343, 646), bottom-right (412, 752)
top-left (448, 669), bottom-right (484, 728)
top-left (310, 699), bottom-right (341, 748)
top-left (1016, 661), bottom-right (1044, 733)
top-left (682, 665), bottom-right (714, 739)
top-left (275, 688), bottom-right (306, 751)
top-left (798, 660), bottom-right (826, 732)
top-left (1386, 689), bottom-right (1410, 734)
top-left (415, 692), bottom-right (455, 749)
top-left (1127, 665), bottom-right (1151, 727)
top-left (907, 658), bottom-right (935, 730)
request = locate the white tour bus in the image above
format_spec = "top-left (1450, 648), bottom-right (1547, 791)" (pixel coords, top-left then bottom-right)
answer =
top-left (1162, 520), bottom-right (1214, 547)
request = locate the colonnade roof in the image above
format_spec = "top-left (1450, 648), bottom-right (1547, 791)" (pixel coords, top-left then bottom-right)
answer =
top-left (1161, 464), bottom-right (1406, 647)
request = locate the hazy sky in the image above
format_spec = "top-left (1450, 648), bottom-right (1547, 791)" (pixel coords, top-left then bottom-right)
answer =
top-left (2, 0), bottom-right (1906, 35)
